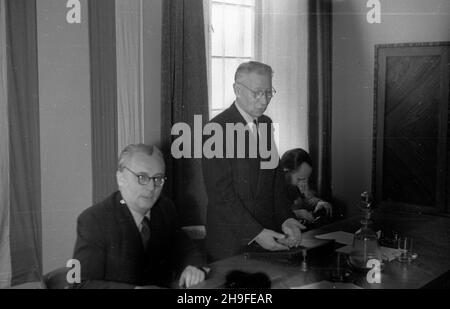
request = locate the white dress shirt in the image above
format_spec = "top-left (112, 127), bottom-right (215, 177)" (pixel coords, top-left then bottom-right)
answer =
top-left (235, 101), bottom-right (258, 135)
top-left (121, 200), bottom-right (151, 232)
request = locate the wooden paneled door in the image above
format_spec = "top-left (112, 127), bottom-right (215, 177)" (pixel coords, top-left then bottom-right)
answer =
top-left (373, 42), bottom-right (449, 214)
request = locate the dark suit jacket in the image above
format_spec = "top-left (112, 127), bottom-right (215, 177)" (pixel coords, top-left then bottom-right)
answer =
top-left (202, 103), bottom-right (295, 261)
top-left (72, 191), bottom-right (204, 289)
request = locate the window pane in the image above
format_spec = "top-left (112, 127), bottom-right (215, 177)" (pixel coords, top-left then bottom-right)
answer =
top-left (224, 5), bottom-right (241, 56)
top-left (211, 3), bottom-right (224, 56)
top-left (242, 7), bottom-right (254, 57)
top-left (209, 0), bottom-right (256, 117)
top-left (224, 58), bottom-right (241, 106)
top-left (211, 58), bottom-right (224, 112)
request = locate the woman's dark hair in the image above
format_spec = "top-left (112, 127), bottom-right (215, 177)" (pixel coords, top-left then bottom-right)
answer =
top-left (280, 148), bottom-right (313, 172)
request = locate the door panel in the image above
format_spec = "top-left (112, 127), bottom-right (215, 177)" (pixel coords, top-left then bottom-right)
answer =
top-left (373, 43), bottom-right (449, 213)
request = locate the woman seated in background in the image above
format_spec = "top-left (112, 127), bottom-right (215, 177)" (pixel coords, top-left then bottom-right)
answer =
top-left (281, 148), bottom-right (333, 228)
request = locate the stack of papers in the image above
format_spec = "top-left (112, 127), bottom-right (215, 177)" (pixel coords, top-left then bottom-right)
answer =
top-left (315, 231), bottom-right (402, 262)
top-left (315, 231), bottom-right (354, 245)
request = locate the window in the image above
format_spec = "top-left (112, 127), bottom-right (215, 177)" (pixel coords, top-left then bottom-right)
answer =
top-left (206, 0), bottom-right (309, 155)
top-left (208, 0), bottom-right (256, 118)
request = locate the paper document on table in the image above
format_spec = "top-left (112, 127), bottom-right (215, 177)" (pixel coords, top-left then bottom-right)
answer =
top-left (291, 281), bottom-right (362, 289)
top-left (300, 234), bottom-right (331, 249)
top-left (335, 245), bottom-right (402, 261)
top-left (380, 246), bottom-right (402, 261)
top-left (315, 231), bottom-right (354, 245)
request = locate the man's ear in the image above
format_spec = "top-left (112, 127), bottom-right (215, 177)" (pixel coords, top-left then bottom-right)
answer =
top-left (233, 83), bottom-right (240, 98)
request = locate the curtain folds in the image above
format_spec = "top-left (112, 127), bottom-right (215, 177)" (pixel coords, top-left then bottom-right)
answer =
top-left (308, 0), bottom-right (333, 200)
top-left (6, 0), bottom-right (42, 286)
top-left (116, 0), bottom-right (144, 151)
top-left (0, 0), bottom-right (11, 289)
top-left (257, 0), bottom-right (310, 156)
top-left (161, 0), bottom-right (209, 226)
top-left (89, 0), bottom-right (119, 203)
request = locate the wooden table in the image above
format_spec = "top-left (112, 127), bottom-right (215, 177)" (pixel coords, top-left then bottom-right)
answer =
top-left (192, 211), bottom-right (450, 289)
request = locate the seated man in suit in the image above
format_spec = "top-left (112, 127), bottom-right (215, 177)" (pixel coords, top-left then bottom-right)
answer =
top-left (202, 61), bottom-right (305, 262)
top-left (72, 144), bottom-right (206, 289)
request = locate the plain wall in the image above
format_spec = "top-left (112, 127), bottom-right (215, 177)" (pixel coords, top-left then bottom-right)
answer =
top-left (331, 0), bottom-right (450, 215)
top-left (143, 0), bottom-right (162, 146)
top-left (37, 0), bottom-right (92, 273)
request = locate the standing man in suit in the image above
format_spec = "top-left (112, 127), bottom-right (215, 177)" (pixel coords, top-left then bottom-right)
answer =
top-left (202, 61), bottom-right (305, 262)
top-left (73, 144), bottom-right (206, 288)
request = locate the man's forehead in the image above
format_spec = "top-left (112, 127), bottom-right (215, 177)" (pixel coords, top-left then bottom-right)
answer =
top-left (239, 72), bottom-right (272, 87)
top-left (128, 152), bottom-right (165, 174)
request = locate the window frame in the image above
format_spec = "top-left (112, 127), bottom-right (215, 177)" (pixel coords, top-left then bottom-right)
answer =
top-left (207, 0), bottom-right (259, 118)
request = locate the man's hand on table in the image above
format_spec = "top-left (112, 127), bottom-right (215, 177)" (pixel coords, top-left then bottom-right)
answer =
top-left (178, 265), bottom-right (206, 288)
top-left (255, 229), bottom-right (290, 251)
top-left (279, 218), bottom-right (306, 248)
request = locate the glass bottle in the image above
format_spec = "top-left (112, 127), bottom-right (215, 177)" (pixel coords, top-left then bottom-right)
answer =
top-left (349, 192), bottom-right (381, 270)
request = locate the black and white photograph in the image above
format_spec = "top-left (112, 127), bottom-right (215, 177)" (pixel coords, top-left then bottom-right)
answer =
top-left (0, 0), bottom-right (449, 294)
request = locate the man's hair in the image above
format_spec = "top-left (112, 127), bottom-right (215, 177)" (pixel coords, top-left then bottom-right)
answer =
top-left (280, 148), bottom-right (313, 173)
top-left (235, 61), bottom-right (274, 82)
top-left (118, 144), bottom-right (164, 171)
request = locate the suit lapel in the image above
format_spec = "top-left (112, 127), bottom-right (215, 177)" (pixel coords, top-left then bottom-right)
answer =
top-left (254, 116), bottom-right (275, 198)
top-left (114, 193), bottom-right (145, 254)
top-left (229, 103), bottom-right (261, 198)
top-left (229, 103), bottom-right (247, 126)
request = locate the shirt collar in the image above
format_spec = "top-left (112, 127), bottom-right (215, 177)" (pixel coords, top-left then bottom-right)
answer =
top-left (235, 101), bottom-right (258, 126)
top-left (120, 199), bottom-right (151, 231)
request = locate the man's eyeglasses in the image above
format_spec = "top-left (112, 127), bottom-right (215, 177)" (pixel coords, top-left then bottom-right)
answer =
top-left (236, 82), bottom-right (277, 101)
top-left (123, 166), bottom-right (167, 187)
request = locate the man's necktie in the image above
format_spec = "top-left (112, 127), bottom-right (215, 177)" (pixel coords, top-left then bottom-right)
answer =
top-left (140, 216), bottom-right (151, 249)
top-left (253, 119), bottom-right (259, 158)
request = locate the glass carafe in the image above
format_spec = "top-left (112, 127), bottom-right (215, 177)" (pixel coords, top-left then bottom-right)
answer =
top-left (349, 192), bottom-right (381, 270)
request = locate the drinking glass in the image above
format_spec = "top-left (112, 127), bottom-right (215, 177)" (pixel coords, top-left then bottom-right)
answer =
top-left (397, 236), bottom-right (418, 263)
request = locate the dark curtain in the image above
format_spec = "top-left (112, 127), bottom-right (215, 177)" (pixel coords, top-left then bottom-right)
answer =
top-left (308, 0), bottom-right (333, 200)
top-left (88, 0), bottom-right (118, 203)
top-left (161, 0), bottom-right (209, 226)
top-left (6, 0), bottom-right (42, 285)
